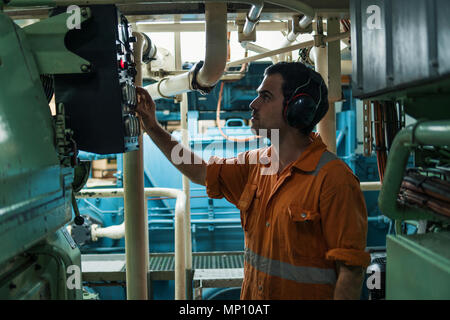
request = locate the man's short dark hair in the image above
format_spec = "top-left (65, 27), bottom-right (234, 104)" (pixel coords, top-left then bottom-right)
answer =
top-left (264, 62), bottom-right (329, 135)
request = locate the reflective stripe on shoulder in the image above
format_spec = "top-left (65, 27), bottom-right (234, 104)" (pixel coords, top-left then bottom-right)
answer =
top-left (305, 151), bottom-right (339, 176)
top-left (244, 247), bottom-right (337, 285)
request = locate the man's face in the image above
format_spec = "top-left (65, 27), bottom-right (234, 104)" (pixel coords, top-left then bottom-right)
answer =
top-left (249, 73), bottom-right (286, 133)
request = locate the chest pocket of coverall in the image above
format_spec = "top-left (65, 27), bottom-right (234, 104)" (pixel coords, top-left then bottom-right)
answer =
top-left (237, 183), bottom-right (259, 232)
top-left (287, 203), bottom-right (325, 258)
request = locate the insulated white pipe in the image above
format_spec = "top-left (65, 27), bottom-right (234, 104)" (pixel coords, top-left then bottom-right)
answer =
top-left (174, 18), bottom-right (193, 285)
top-left (278, 15), bottom-right (312, 62)
top-left (123, 32), bottom-right (148, 300)
top-left (144, 2), bottom-right (227, 100)
top-left (196, 2), bottom-right (227, 88)
top-left (77, 187), bottom-right (187, 300)
top-left (277, 37), bottom-right (294, 62)
top-left (180, 93), bottom-right (192, 274)
top-left (91, 223), bottom-right (125, 241)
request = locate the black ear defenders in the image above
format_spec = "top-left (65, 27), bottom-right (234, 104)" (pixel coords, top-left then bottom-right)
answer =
top-left (283, 71), bottom-right (324, 129)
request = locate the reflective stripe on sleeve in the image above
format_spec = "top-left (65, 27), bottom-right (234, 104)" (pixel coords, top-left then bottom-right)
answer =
top-left (244, 247), bottom-right (337, 285)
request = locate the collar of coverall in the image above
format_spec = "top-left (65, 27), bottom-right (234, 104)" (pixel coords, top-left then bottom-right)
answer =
top-left (259, 132), bottom-right (327, 173)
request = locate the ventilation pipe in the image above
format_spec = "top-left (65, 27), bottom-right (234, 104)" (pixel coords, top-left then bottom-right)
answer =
top-left (144, 2), bottom-right (227, 100)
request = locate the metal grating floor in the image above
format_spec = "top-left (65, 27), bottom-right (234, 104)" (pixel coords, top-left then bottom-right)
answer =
top-left (81, 251), bottom-right (244, 282)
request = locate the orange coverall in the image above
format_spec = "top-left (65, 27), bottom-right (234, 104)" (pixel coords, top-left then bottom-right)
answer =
top-left (206, 133), bottom-right (370, 299)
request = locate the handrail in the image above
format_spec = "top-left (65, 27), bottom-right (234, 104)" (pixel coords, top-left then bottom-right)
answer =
top-left (76, 187), bottom-right (188, 299)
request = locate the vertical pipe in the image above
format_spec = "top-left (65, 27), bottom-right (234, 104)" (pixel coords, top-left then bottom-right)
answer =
top-left (196, 2), bottom-right (227, 88)
top-left (174, 23), bottom-right (192, 299)
top-left (314, 17), bottom-right (336, 154)
top-left (123, 32), bottom-right (148, 300)
top-left (180, 93), bottom-right (192, 299)
top-left (321, 16), bottom-right (341, 154)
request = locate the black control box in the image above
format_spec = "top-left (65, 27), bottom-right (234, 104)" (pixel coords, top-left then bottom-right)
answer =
top-left (54, 5), bottom-right (139, 154)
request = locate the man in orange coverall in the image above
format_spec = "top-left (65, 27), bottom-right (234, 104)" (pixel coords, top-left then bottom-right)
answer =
top-left (135, 62), bottom-right (370, 300)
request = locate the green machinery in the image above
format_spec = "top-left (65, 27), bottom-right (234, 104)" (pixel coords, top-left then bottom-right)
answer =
top-left (1, 0), bottom-right (139, 299)
top-left (351, 0), bottom-right (450, 299)
top-left (0, 2), bottom-right (91, 299)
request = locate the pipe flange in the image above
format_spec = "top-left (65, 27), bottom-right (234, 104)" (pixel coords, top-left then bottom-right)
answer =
top-left (190, 60), bottom-right (216, 95)
top-left (157, 77), bottom-right (175, 99)
top-left (91, 224), bottom-right (99, 242)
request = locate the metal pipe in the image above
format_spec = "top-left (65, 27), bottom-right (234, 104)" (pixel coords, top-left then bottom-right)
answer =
top-left (136, 21), bottom-right (287, 33)
top-left (77, 180), bottom-right (382, 200)
top-left (226, 31), bottom-right (349, 68)
top-left (173, 21), bottom-right (192, 286)
top-left (144, 2), bottom-right (227, 100)
top-left (123, 32), bottom-right (148, 300)
top-left (241, 41), bottom-right (278, 64)
top-left (360, 182), bottom-right (382, 191)
top-left (243, 1), bottom-right (263, 36)
top-left (278, 15), bottom-right (312, 62)
top-left (313, 17), bottom-right (338, 154)
top-left (181, 151), bottom-right (192, 274)
top-left (179, 93), bottom-right (193, 291)
top-left (299, 15), bottom-right (313, 29)
top-left (378, 120), bottom-right (450, 221)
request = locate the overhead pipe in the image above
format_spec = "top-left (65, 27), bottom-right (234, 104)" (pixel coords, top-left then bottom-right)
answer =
top-left (378, 120), bottom-right (450, 222)
top-left (227, 31), bottom-right (349, 68)
top-left (144, 2), bottom-right (227, 100)
top-left (313, 16), bottom-right (340, 154)
top-left (136, 21), bottom-right (287, 33)
top-left (243, 1), bottom-right (263, 36)
top-left (77, 187), bottom-right (188, 299)
top-left (278, 15), bottom-right (313, 62)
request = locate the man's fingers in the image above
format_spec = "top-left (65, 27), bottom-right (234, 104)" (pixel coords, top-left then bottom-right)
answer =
top-left (136, 87), bottom-right (155, 107)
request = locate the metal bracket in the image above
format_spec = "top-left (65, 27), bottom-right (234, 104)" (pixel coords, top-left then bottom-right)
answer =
top-left (312, 15), bottom-right (326, 48)
top-left (22, 7), bottom-right (92, 75)
top-left (363, 100), bottom-right (373, 157)
top-left (236, 19), bottom-right (256, 43)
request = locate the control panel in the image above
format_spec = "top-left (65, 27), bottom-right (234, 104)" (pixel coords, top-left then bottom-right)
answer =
top-left (54, 5), bottom-right (140, 154)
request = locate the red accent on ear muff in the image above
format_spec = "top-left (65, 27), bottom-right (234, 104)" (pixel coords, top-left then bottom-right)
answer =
top-left (283, 93), bottom-right (313, 121)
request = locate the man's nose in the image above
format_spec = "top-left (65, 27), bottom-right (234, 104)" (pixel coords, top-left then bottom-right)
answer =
top-left (249, 97), bottom-right (258, 111)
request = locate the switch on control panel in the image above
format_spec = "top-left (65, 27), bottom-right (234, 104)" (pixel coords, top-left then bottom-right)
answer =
top-left (53, 5), bottom-right (140, 154)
